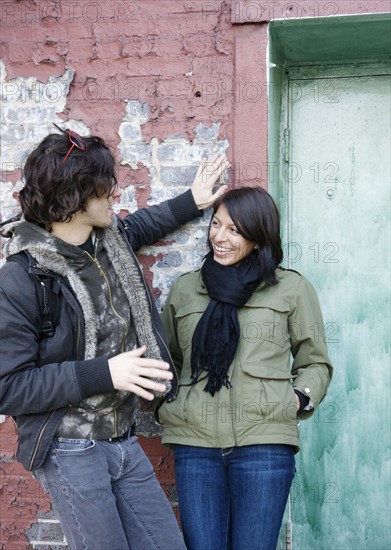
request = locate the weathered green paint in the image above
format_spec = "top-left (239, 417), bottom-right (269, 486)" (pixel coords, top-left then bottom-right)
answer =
top-left (270, 14), bottom-right (391, 65)
top-left (269, 14), bottom-right (391, 550)
top-left (283, 71), bottom-right (390, 549)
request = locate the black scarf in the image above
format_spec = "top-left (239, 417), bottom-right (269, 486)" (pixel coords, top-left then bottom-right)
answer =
top-left (191, 252), bottom-right (263, 396)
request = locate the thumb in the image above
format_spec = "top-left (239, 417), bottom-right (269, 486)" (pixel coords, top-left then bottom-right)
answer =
top-left (212, 184), bottom-right (228, 200)
top-left (125, 345), bottom-right (147, 357)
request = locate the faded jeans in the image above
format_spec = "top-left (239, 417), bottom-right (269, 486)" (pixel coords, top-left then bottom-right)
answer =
top-left (34, 435), bottom-right (186, 550)
top-left (174, 443), bottom-right (295, 550)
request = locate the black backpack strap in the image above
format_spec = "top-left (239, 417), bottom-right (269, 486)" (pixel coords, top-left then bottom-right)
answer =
top-left (35, 275), bottom-right (57, 338)
top-left (6, 252), bottom-right (60, 340)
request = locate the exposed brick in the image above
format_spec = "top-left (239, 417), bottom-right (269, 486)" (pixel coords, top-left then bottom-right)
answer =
top-left (157, 141), bottom-right (191, 163)
top-left (160, 165), bottom-right (198, 186)
top-left (35, 509), bottom-right (59, 522)
top-left (25, 521), bottom-right (65, 544)
top-left (119, 142), bottom-right (151, 166)
top-left (156, 251), bottom-right (182, 268)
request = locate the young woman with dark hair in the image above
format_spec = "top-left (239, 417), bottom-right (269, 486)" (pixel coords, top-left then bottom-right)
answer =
top-left (159, 186), bottom-right (333, 550)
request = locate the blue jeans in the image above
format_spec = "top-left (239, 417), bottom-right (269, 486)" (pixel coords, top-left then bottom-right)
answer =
top-left (174, 444), bottom-right (295, 550)
top-left (34, 435), bottom-right (186, 550)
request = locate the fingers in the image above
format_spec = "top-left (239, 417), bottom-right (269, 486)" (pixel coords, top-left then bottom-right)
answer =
top-left (206, 156), bottom-right (230, 184)
top-left (196, 155), bottom-right (229, 187)
top-left (131, 364), bottom-right (173, 379)
top-left (191, 153), bottom-right (230, 209)
top-left (126, 380), bottom-right (169, 401)
top-left (122, 348), bottom-right (171, 372)
top-left (127, 368), bottom-right (172, 401)
top-left (200, 154), bottom-right (229, 177)
top-left (211, 184), bottom-right (229, 201)
top-left (108, 348), bottom-right (174, 399)
top-left (126, 345), bottom-right (147, 357)
top-left (124, 366), bottom-right (173, 401)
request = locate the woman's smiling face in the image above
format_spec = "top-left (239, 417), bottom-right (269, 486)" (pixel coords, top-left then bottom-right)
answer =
top-left (209, 204), bottom-right (256, 267)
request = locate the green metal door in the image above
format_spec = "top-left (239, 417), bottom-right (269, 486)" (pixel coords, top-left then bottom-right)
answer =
top-left (279, 67), bottom-right (391, 549)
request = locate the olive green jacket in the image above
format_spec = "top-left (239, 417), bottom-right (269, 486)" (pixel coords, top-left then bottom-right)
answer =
top-left (159, 267), bottom-right (333, 452)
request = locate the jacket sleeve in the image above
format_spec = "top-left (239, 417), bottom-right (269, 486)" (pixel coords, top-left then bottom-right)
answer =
top-left (122, 190), bottom-right (202, 252)
top-left (289, 277), bottom-right (333, 419)
top-left (161, 283), bottom-right (184, 377)
top-left (0, 262), bottom-right (114, 416)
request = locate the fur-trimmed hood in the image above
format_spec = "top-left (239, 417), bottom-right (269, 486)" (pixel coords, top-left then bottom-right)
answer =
top-left (4, 217), bottom-right (99, 358)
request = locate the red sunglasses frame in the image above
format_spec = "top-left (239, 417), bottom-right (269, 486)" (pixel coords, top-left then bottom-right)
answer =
top-left (53, 123), bottom-right (88, 164)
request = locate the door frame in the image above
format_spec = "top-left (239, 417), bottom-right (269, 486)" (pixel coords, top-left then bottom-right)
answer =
top-left (267, 12), bottom-right (391, 202)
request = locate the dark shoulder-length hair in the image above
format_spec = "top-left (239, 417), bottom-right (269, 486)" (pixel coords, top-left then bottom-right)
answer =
top-left (19, 131), bottom-right (117, 230)
top-left (208, 186), bottom-right (283, 285)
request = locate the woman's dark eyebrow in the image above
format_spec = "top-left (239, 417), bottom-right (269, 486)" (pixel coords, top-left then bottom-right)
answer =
top-left (212, 215), bottom-right (237, 228)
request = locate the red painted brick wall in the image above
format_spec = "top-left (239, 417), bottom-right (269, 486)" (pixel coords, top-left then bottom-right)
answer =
top-left (0, 1), bottom-right (389, 548)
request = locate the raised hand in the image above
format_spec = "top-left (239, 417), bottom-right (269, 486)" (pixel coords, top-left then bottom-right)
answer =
top-left (191, 154), bottom-right (230, 210)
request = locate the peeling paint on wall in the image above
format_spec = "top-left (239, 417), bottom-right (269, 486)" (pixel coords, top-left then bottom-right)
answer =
top-left (0, 61), bottom-right (75, 166)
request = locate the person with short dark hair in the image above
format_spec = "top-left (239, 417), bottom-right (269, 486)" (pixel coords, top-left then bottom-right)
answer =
top-left (159, 186), bottom-right (333, 550)
top-left (0, 125), bottom-right (229, 550)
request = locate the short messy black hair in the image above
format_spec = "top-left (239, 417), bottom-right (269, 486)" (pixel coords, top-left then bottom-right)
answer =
top-left (19, 131), bottom-right (117, 230)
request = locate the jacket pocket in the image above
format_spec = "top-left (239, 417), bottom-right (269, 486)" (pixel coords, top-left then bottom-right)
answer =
top-left (240, 363), bottom-right (297, 424)
top-left (174, 300), bottom-right (207, 352)
top-left (159, 378), bottom-right (210, 428)
top-left (159, 384), bottom-right (192, 426)
top-left (242, 297), bottom-right (291, 349)
top-left (52, 437), bottom-right (96, 455)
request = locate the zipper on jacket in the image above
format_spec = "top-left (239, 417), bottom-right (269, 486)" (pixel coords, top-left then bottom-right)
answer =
top-left (85, 241), bottom-right (124, 437)
top-left (29, 410), bottom-right (56, 471)
top-left (84, 241), bottom-right (129, 353)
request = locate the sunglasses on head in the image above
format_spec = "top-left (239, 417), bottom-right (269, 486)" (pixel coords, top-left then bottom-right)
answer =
top-left (53, 123), bottom-right (88, 164)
